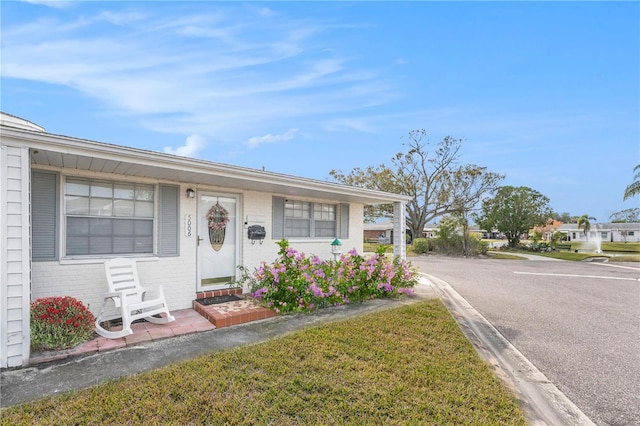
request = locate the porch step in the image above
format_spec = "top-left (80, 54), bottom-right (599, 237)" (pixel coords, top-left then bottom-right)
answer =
top-left (193, 291), bottom-right (276, 329)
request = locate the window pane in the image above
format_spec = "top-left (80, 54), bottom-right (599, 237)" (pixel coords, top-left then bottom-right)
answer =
top-left (67, 217), bottom-right (89, 235)
top-left (314, 203), bottom-right (335, 220)
top-left (113, 237), bottom-right (134, 253)
top-left (135, 201), bottom-right (154, 218)
top-left (134, 220), bottom-right (153, 236)
top-left (67, 237), bottom-right (89, 255)
top-left (90, 237), bottom-right (112, 254)
top-left (315, 220), bottom-right (336, 237)
top-left (134, 237), bottom-right (153, 253)
top-left (91, 180), bottom-right (112, 198)
top-left (66, 196), bottom-right (90, 215)
top-left (285, 200), bottom-right (310, 219)
top-left (65, 178), bottom-right (90, 196)
top-left (90, 219), bottom-right (112, 236)
top-left (114, 183), bottom-right (135, 200)
top-left (135, 185), bottom-right (154, 201)
top-left (89, 198), bottom-right (113, 216)
top-left (114, 200), bottom-right (135, 217)
top-left (285, 218), bottom-right (310, 237)
top-left (113, 219), bottom-right (134, 235)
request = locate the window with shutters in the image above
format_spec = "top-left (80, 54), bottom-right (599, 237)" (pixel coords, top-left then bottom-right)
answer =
top-left (64, 177), bottom-right (155, 256)
top-left (283, 199), bottom-right (336, 238)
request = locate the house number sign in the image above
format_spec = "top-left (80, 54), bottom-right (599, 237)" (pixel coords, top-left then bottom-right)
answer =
top-left (184, 214), bottom-right (192, 237)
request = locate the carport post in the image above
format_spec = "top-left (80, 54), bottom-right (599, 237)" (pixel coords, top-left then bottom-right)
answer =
top-left (392, 201), bottom-right (406, 260)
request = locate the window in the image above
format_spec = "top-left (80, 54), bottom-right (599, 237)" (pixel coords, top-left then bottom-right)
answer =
top-left (314, 203), bottom-right (336, 237)
top-left (283, 200), bottom-right (336, 238)
top-left (629, 231), bottom-right (635, 236)
top-left (284, 200), bottom-right (311, 237)
top-left (65, 178), bottom-right (155, 255)
top-left (601, 232), bottom-right (608, 239)
top-left (274, 197), bottom-right (340, 239)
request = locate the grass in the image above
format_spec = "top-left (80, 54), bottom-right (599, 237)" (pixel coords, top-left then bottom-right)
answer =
top-left (487, 252), bottom-right (529, 260)
top-left (593, 242), bottom-right (639, 253)
top-left (535, 252), bottom-right (601, 261)
top-left (363, 243), bottom-right (417, 256)
top-left (607, 255), bottom-right (640, 262)
top-left (1, 300), bottom-right (526, 426)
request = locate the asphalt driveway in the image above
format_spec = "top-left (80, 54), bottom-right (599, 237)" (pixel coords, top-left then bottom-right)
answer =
top-left (411, 255), bottom-right (639, 426)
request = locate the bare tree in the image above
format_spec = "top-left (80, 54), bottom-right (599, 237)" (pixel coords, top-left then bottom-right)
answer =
top-left (330, 130), bottom-right (504, 240)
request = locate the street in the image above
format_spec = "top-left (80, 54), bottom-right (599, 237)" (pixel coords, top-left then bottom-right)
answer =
top-left (410, 255), bottom-right (640, 426)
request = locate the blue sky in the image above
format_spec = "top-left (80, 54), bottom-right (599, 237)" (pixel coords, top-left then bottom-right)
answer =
top-left (2, 1), bottom-right (638, 223)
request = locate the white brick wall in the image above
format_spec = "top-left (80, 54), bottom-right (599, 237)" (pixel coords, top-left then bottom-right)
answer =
top-left (1, 145), bottom-right (31, 368)
top-left (30, 185), bottom-right (366, 316)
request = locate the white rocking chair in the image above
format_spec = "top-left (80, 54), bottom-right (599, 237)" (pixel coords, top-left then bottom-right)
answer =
top-left (95, 257), bottom-right (175, 339)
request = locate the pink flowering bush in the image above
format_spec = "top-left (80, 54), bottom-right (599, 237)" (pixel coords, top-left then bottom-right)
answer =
top-left (247, 240), bottom-right (417, 314)
top-left (30, 296), bottom-right (95, 351)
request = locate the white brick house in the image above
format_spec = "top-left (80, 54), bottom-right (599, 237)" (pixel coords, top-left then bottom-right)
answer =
top-left (0, 112), bottom-right (409, 368)
top-left (559, 222), bottom-right (640, 243)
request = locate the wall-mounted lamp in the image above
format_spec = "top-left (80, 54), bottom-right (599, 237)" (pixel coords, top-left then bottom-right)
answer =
top-left (186, 188), bottom-right (196, 199)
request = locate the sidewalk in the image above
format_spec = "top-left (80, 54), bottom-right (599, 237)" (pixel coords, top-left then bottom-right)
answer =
top-left (29, 308), bottom-right (217, 366)
top-left (1, 279), bottom-right (438, 407)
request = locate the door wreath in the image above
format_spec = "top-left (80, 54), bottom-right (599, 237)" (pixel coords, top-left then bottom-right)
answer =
top-left (206, 202), bottom-right (229, 251)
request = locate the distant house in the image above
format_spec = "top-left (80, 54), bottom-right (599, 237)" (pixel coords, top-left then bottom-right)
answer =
top-left (363, 221), bottom-right (445, 243)
top-left (0, 112), bottom-right (410, 368)
top-left (558, 222), bottom-right (640, 243)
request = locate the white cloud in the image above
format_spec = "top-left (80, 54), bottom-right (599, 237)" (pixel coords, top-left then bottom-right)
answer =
top-left (3, 4), bottom-right (394, 145)
top-left (246, 128), bottom-right (299, 149)
top-left (22, 0), bottom-right (73, 9)
top-left (163, 134), bottom-right (206, 157)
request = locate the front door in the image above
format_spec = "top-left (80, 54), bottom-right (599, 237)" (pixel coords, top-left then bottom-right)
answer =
top-left (197, 192), bottom-right (239, 291)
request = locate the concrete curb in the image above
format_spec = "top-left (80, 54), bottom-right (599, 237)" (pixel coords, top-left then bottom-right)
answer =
top-left (420, 273), bottom-right (596, 426)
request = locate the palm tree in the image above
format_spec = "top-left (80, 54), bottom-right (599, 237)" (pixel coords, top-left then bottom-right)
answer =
top-left (577, 214), bottom-right (595, 240)
top-left (623, 164), bottom-right (640, 200)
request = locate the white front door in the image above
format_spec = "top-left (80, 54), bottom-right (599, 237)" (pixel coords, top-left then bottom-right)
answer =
top-left (197, 192), bottom-right (239, 291)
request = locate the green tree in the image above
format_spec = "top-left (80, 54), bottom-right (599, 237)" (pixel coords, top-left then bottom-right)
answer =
top-left (577, 214), bottom-right (596, 240)
top-left (550, 211), bottom-right (579, 224)
top-left (623, 164), bottom-right (640, 200)
top-left (330, 130), bottom-right (504, 240)
top-left (474, 186), bottom-right (552, 248)
top-left (609, 208), bottom-right (640, 223)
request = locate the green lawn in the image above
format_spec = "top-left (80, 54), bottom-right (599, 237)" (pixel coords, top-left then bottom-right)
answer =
top-left (363, 242), bottom-right (417, 256)
top-left (535, 252), bottom-right (601, 261)
top-left (1, 300), bottom-right (526, 426)
top-left (487, 252), bottom-right (529, 260)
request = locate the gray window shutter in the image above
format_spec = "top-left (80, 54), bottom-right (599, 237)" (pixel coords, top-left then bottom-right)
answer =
top-left (340, 203), bottom-right (349, 239)
top-left (32, 170), bottom-right (59, 261)
top-left (272, 196), bottom-right (285, 240)
top-left (158, 184), bottom-right (179, 256)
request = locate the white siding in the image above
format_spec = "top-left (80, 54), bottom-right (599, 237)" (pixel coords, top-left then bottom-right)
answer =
top-left (1, 145), bottom-right (31, 368)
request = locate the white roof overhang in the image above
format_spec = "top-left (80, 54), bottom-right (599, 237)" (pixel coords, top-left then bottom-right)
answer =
top-left (1, 125), bottom-right (410, 206)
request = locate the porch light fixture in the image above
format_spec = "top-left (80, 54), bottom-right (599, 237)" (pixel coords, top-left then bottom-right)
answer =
top-left (186, 188), bottom-right (196, 199)
top-left (330, 238), bottom-right (342, 261)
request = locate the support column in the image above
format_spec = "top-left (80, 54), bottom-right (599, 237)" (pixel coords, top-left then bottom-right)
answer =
top-left (0, 145), bottom-right (31, 368)
top-left (392, 201), bottom-right (406, 260)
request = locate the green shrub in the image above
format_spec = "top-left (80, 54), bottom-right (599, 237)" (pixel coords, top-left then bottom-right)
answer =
top-left (412, 238), bottom-right (430, 254)
top-left (30, 296), bottom-right (95, 351)
top-left (248, 240), bottom-right (417, 314)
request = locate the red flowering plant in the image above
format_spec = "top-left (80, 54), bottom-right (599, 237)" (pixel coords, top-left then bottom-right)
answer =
top-left (30, 296), bottom-right (95, 351)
